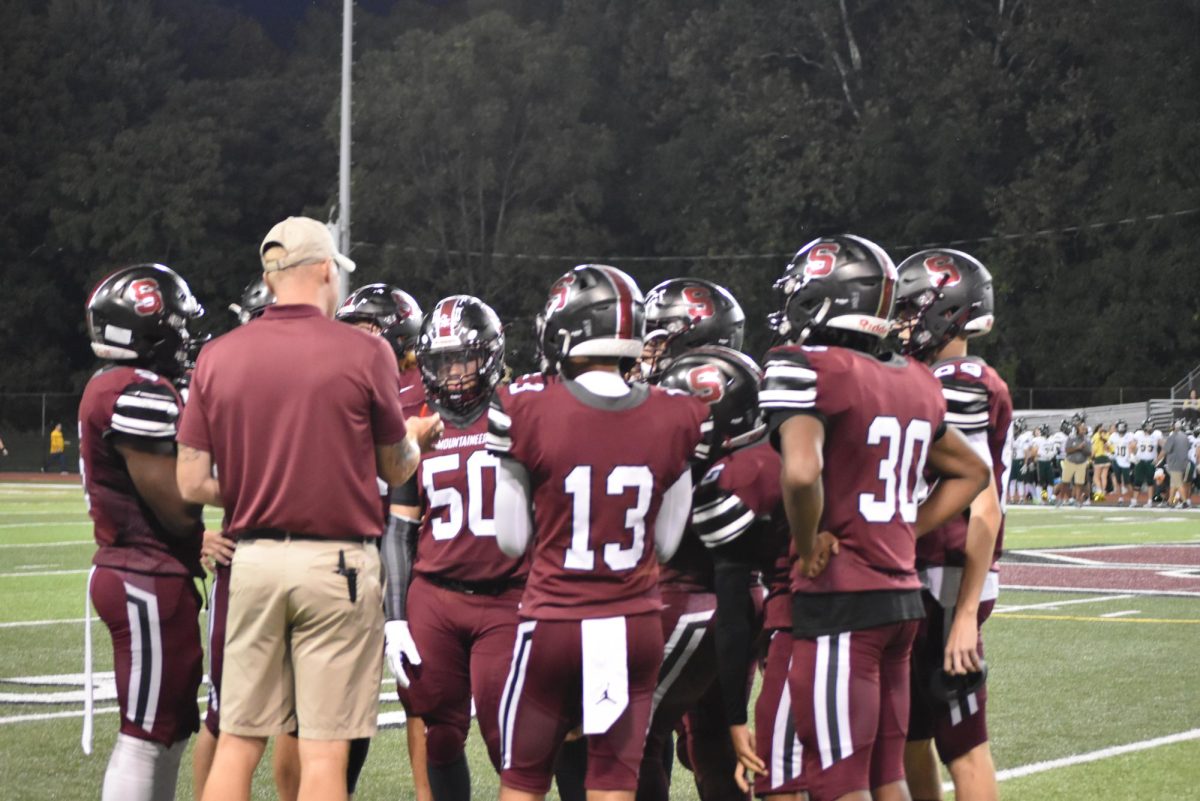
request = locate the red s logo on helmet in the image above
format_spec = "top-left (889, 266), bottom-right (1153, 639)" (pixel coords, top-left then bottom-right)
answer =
top-left (804, 243), bottom-right (840, 278)
top-left (687, 365), bottom-right (725, 404)
top-left (682, 285), bottom-right (715, 319)
top-left (130, 279), bottom-right (163, 317)
top-left (546, 274), bottom-right (576, 314)
top-left (923, 254), bottom-right (961, 287)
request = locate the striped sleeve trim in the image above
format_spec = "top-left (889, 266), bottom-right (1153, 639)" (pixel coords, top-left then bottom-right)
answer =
top-left (110, 384), bottom-right (179, 439)
top-left (940, 381), bottom-right (989, 433)
top-left (761, 358), bottom-right (819, 411)
top-left (692, 486), bottom-right (756, 548)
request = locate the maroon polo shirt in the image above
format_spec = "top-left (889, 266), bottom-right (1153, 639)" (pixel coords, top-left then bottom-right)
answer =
top-left (178, 303), bottom-right (408, 538)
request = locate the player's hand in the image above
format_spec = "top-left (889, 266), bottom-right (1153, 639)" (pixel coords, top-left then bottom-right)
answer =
top-left (730, 724), bottom-right (765, 792)
top-left (408, 413), bottom-right (444, 455)
top-left (943, 609), bottom-right (982, 675)
top-left (201, 530), bottom-right (236, 571)
top-left (799, 531), bottom-right (840, 578)
top-left (384, 619), bottom-right (422, 688)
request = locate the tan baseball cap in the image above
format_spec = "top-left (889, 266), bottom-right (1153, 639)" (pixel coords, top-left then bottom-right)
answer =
top-left (259, 216), bottom-right (356, 273)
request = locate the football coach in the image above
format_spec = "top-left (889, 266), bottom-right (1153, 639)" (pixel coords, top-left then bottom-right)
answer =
top-left (177, 216), bottom-right (442, 801)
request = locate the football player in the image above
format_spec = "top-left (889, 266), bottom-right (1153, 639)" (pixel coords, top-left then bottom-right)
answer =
top-left (657, 347), bottom-right (807, 801)
top-left (1107, 421), bottom-right (1135, 505)
top-left (80, 264), bottom-right (209, 801)
top-left (1131, 419), bottom-right (1163, 507)
top-left (894, 249), bottom-right (1010, 801)
top-left (1007, 420), bottom-right (1033, 505)
top-left (1050, 421), bottom-right (1070, 505)
top-left (227, 277), bottom-right (275, 325)
top-left (760, 235), bottom-right (990, 801)
top-left (380, 295), bottom-right (524, 801)
top-left (633, 279), bottom-right (752, 801)
top-left (1031, 425), bottom-right (1057, 504)
top-left (335, 282), bottom-right (431, 800)
top-left (487, 264), bottom-right (711, 801)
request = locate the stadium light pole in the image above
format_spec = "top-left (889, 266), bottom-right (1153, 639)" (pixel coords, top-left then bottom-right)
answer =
top-left (338, 0), bottom-right (353, 255)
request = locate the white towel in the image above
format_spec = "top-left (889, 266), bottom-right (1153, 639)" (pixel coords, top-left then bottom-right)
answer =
top-left (580, 616), bottom-right (628, 735)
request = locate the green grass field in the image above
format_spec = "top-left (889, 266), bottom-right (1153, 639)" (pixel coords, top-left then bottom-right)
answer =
top-left (2, 485), bottom-right (1198, 800)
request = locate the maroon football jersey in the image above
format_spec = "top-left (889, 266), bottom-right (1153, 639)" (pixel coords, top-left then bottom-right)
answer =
top-left (79, 365), bottom-right (202, 576)
top-left (761, 345), bottom-right (946, 635)
top-left (917, 356), bottom-right (1013, 570)
top-left (414, 408), bottom-right (528, 584)
top-left (488, 373), bottom-right (709, 620)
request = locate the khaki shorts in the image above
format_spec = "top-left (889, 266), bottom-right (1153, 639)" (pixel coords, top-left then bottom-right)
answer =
top-left (1168, 470), bottom-right (1185, 491)
top-left (1061, 460), bottom-right (1089, 485)
top-left (221, 537), bottom-right (383, 740)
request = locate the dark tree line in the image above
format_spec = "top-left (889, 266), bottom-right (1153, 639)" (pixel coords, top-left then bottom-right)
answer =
top-left (2, 0), bottom-right (1198, 396)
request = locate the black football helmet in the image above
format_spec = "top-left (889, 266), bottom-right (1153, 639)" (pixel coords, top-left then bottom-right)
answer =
top-left (536, 264), bottom-right (645, 376)
top-left (1060, 419), bottom-right (1071, 434)
top-left (658, 346), bottom-right (766, 457)
top-left (1115, 419), bottom-right (1128, 434)
top-left (767, 234), bottom-right (897, 351)
top-left (1038, 423), bottom-right (1051, 437)
top-left (229, 277), bottom-right (275, 325)
top-left (644, 278), bottom-right (745, 367)
top-left (86, 264), bottom-right (204, 378)
top-left (1013, 417), bottom-right (1027, 435)
top-left (336, 284), bottom-right (423, 358)
top-left (1142, 418), bottom-right (1154, 432)
top-left (416, 296), bottom-right (505, 424)
top-left (894, 249), bottom-right (995, 361)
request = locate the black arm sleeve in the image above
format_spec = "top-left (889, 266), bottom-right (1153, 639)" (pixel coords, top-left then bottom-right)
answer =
top-left (380, 513), bottom-right (419, 620)
top-left (711, 538), bottom-right (757, 726)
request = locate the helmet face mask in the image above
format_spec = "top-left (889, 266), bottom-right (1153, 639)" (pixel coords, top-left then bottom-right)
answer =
top-left (538, 265), bottom-right (645, 376)
top-left (767, 235), bottom-right (897, 352)
top-left (417, 295), bottom-right (505, 424)
top-left (229, 278), bottom-right (275, 326)
top-left (86, 264), bottom-right (205, 378)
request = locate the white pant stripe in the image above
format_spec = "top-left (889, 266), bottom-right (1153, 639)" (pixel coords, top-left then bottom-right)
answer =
top-left (770, 654), bottom-right (803, 788)
top-left (123, 583), bottom-right (163, 733)
top-left (813, 635), bottom-right (834, 769)
top-left (650, 610), bottom-right (713, 718)
top-left (835, 632), bottom-right (854, 762)
top-left (499, 620), bottom-right (536, 770)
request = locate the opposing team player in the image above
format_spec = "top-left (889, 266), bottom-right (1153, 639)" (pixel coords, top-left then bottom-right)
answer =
top-left (1007, 420), bottom-right (1032, 505)
top-left (381, 295), bottom-right (524, 801)
top-left (1107, 421), bottom-right (1135, 505)
top-left (81, 264), bottom-right (208, 801)
top-left (657, 347), bottom-right (806, 801)
top-left (487, 264), bottom-right (710, 801)
top-left (895, 249), bottom-right (1010, 801)
top-left (760, 235), bottom-right (990, 801)
top-left (1131, 419), bottom-right (1163, 507)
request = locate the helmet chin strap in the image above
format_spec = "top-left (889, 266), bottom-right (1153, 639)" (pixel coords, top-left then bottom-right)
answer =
top-left (797, 298), bottom-right (833, 346)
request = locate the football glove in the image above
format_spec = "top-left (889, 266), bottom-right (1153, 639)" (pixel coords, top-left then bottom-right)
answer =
top-left (384, 619), bottom-right (422, 689)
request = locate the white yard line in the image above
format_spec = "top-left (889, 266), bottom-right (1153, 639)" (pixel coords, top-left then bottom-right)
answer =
top-left (0, 569), bottom-right (88, 578)
top-left (1099, 610), bottom-right (1142, 618)
top-left (940, 728), bottom-right (1200, 791)
top-left (0, 618), bottom-right (87, 629)
top-left (1007, 550), bottom-right (1101, 565)
top-left (1002, 583), bottom-right (1200, 598)
top-left (1004, 561), bottom-right (1199, 571)
top-left (994, 594), bottom-right (1133, 613)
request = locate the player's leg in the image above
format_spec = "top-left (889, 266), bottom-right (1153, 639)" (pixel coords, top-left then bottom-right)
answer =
top-left (679, 680), bottom-right (747, 801)
top-left (904, 598), bottom-right (942, 801)
top-left (755, 631), bottom-right (807, 800)
top-left (585, 612), bottom-right (666, 801)
top-left (931, 602), bottom-right (996, 801)
top-left (470, 587), bottom-right (524, 774)
top-left (499, 620), bottom-right (579, 800)
top-left (91, 568), bottom-right (203, 801)
top-left (638, 590), bottom-right (717, 801)
top-left (405, 577), bottom-right (476, 801)
top-left (194, 562), bottom-right (230, 798)
top-left (869, 621), bottom-right (920, 801)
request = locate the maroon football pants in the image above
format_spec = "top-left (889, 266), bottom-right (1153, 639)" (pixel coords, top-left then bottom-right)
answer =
top-left (639, 587), bottom-right (745, 801)
top-left (754, 630), bottom-right (807, 797)
top-left (789, 620), bottom-right (919, 801)
top-left (499, 612), bottom-right (663, 795)
top-left (907, 595), bottom-right (994, 764)
top-left (91, 567), bottom-right (203, 746)
top-left (405, 574), bottom-right (521, 769)
top-left (202, 563), bottom-right (230, 736)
